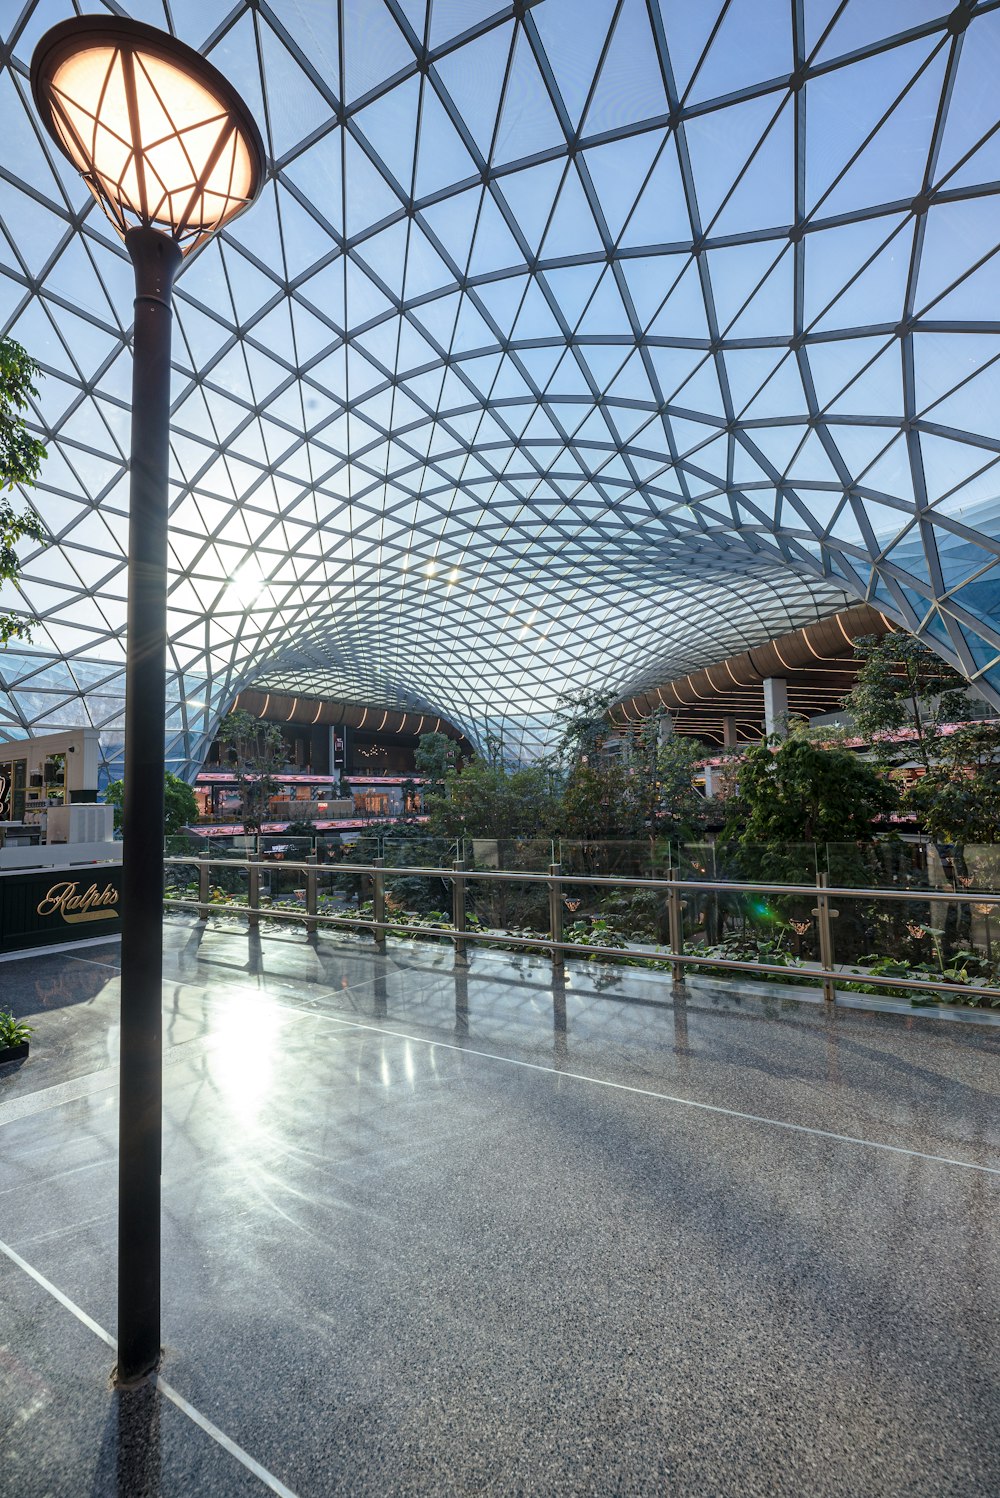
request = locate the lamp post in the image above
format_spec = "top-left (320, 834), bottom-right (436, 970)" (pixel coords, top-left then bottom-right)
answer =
top-left (31, 18), bottom-right (264, 1385)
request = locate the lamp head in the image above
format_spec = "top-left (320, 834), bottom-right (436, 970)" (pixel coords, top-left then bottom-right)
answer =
top-left (31, 15), bottom-right (265, 252)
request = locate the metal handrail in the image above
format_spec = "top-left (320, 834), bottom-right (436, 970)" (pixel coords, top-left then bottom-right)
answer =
top-left (161, 854), bottom-right (1000, 1008)
top-left (163, 853), bottom-right (1000, 905)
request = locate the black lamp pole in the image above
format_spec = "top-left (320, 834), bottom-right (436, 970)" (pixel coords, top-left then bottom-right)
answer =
top-left (29, 14), bottom-right (265, 1389)
top-left (117, 225), bottom-right (182, 1385)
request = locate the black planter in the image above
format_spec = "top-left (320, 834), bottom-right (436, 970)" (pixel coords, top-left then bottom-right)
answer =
top-left (0, 1041), bottom-right (29, 1065)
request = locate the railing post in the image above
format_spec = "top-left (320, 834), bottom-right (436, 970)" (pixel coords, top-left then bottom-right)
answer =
top-left (667, 866), bottom-right (685, 989)
top-left (305, 854), bottom-right (317, 936)
top-left (198, 857), bottom-right (209, 921)
top-left (815, 871), bottom-right (836, 1005)
top-left (453, 858), bottom-right (467, 960)
top-left (549, 862), bottom-right (564, 973)
top-left (247, 857), bottom-right (260, 929)
top-left (373, 856), bottom-right (386, 952)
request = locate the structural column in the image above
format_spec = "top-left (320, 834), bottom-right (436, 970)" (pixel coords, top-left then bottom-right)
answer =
top-left (763, 677), bottom-right (789, 739)
top-left (722, 715), bottom-right (738, 749)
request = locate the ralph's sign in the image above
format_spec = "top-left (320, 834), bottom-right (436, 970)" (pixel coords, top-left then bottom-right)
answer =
top-left (0, 864), bottom-right (123, 953)
top-left (36, 879), bottom-right (119, 924)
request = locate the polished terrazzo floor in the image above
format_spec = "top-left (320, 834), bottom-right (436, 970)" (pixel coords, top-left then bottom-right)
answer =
top-left (1, 919), bottom-right (998, 1496)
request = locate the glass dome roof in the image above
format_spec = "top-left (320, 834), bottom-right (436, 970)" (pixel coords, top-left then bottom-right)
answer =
top-left (3, 0), bottom-right (1000, 771)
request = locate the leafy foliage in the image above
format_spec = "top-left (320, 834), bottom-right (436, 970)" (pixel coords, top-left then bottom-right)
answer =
top-left (0, 337), bottom-right (47, 644)
top-left (424, 753), bottom-right (562, 841)
top-left (727, 734), bottom-right (897, 880)
top-left (0, 1008), bottom-right (32, 1047)
top-left (843, 633), bottom-right (970, 769)
top-left (218, 710), bottom-right (286, 834)
top-left (560, 758), bottom-right (636, 840)
top-left (104, 770), bottom-right (199, 835)
top-left (555, 688), bottom-right (614, 760)
top-left (906, 722), bottom-right (1000, 844)
top-left (556, 695), bottom-right (706, 841)
top-left (283, 818), bottom-right (319, 838)
top-left (413, 730), bottom-right (462, 800)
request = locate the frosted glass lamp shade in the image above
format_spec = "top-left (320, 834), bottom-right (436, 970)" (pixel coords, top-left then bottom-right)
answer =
top-left (31, 17), bottom-right (264, 251)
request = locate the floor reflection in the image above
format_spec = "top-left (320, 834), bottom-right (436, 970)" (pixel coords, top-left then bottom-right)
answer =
top-left (552, 971), bottom-right (568, 1062)
top-left (372, 971), bottom-right (388, 1020)
top-left (454, 959), bottom-right (469, 1037)
top-left (673, 989), bottom-right (690, 1055)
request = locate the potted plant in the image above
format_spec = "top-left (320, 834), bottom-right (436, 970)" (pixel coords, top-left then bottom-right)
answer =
top-left (0, 1009), bottom-right (32, 1064)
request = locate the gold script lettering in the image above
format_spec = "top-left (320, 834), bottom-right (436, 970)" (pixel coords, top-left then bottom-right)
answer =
top-left (36, 880), bottom-right (119, 924)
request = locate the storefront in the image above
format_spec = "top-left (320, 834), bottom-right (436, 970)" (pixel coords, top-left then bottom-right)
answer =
top-left (193, 772), bottom-right (352, 824)
top-left (0, 859), bottom-right (123, 954)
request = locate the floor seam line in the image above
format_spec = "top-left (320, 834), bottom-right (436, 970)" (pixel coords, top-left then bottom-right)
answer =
top-left (0, 1237), bottom-right (302, 1498)
top-left (279, 1006), bottom-right (1000, 1177)
top-left (0, 1072), bottom-right (119, 1127)
top-left (0, 1034), bottom-right (231, 1129)
top-left (147, 962), bottom-right (1000, 1176)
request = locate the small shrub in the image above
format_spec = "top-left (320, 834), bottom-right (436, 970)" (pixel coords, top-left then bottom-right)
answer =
top-left (0, 1009), bottom-right (32, 1047)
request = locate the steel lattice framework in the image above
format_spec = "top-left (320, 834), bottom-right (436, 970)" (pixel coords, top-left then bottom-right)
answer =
top-left (2, 0), bottom-right (1000, 773)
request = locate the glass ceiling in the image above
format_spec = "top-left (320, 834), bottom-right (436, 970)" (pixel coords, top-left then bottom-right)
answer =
top-left (3, 0), bottom-right (1000, 773)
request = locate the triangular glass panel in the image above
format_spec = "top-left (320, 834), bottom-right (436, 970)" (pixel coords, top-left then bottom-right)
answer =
top-left (813, 1), bottom-right (946, 66)
top-left (539, 166), bottom-right (606, 260)
top-left (805, 36), bottom-right (939, 214)
top-left (723, 347), bottom-right (802, 419)
top-left (418, 184), bottom-right (484, 274)
top-left (532, 0), bottom-right (614, 127)
top-left (713, 244), bottom-right (793, 340)
top-left (858, 437), bottom-right (916, 505)
top-left (577, 269), bottom-right (633, 338)
top-left (432, 21), bottom-right (513, 156)
top-left (415, 84), bottom-right (479, 199)
top-left (619, 136), bottom-right (694, 252)
top-left (354, 76), bottom-right (420, 191)
top-left (344, 135), bottom-right (402, 238)
top-left (284, 129), bottom-right (344, 233)
top-left (496, 158), bottom-right (566, 257)
top-left (712, 99), bottom-right (795, 238)
top-left (685, 91), bottom-right (788, 231)
top-left (686, 0), bottom-right (791, 105)
top-left (468, 191), bottom-right (525, 279)
top-left (342, 0), bottom-right (414, 105)
top-left (582, 131), bottom-right (664, 242)
top-left (541, 261), bottom-right (604, 329)
top-left (647, 259), bottom-right (712, 340)
top-left (826, 344), bottom-right (905, 421)
top-left (494, 29), bottom-right (568, 166)
top-left (581, 0), bottom-right (668, 135)
top-left (648, 344), bottom-right (711, 402)
top-left (259, 16), bottom-right (335, 161)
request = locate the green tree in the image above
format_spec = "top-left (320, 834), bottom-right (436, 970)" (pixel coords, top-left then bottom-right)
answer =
top-left (654, 732), bottom-right (709, 840)
top-left (218, 709), bottom-right (286, 835)
top-left (843, 633), bottom-right (970, 772)
top-left (556, 688), bottom-right (614, 760)
top-left (729, 734), bottom-right (897, 880)
top-left (557, 696), bottom-right (706, 843)
top-left (0, 338), bottom-right (47, 643)
top-left (908, 722), bottom-right (1000, 845)
top-left (104, 770), bottom-right (198, 835)
top-left (426, 755), bottom-right (561, 842)
top-left (561, 759), bottom-right (637, 840)
top-left (284, 818), bottom-right (318, 838)
top-left (412, 730), bottom-right (462, 807)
